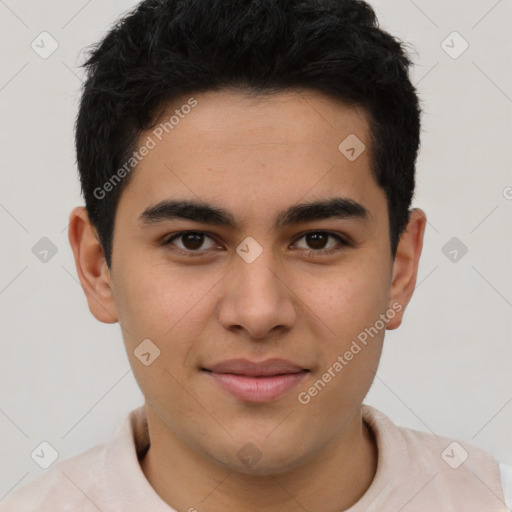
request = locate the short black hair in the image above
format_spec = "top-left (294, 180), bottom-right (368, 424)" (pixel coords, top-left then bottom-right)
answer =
top-left (75, 0), bottom-right (422, 268)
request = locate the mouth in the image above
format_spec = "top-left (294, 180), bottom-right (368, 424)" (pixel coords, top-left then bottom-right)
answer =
top-left (201, 358), bottom-right (310, 403)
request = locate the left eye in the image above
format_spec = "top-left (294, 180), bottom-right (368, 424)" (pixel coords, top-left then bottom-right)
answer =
top-left (163, 231), bottom-right (347, 255)
top-left (292, 231), bottom-right (346, 253)
top-left (164, 231), bottom-right (218, 252)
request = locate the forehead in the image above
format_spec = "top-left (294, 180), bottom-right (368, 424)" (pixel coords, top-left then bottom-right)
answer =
top-left (164, 88), bottom-right (371, 156)
top-left (118, 88), bottom-right (386, 226)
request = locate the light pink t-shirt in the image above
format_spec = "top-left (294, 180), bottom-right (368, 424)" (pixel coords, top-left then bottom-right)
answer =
top-left (1, 405), bottom-right (511, 511)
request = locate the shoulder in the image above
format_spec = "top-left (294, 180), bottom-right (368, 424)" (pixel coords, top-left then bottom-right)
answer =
top-left (363, 404), bottom-right (501, 469)
top-left (361, 405), bottom-right (508, 509)
top-left (499, 463), bottom-right (512, 509)
top-left (0, 443), bottom-right (107, 511)
top-left (0, 406), bottom-right (148, 512)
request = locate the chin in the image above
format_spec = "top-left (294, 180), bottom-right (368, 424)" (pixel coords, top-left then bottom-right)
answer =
top-left (204, 440), bottom-right (309, 477)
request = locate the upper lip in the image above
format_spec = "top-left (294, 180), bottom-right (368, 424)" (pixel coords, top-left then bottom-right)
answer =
top-left (203, 358), bottom-right (308, 377)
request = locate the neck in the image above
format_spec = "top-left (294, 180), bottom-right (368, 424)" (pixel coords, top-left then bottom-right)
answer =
top-left (140, 405), bottom-right (378, 512)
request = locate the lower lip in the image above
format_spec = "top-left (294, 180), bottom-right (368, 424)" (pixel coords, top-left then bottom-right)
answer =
top-left (204, 371), bottom-right (308, 402)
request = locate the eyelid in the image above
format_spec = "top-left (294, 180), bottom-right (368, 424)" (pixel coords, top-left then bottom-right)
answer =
top-left (290, 230), bottom-right (350, 247)
top-left (163, 230), bottom-right (220, 252)
top-left (163, 230), bottom-right (351, 256)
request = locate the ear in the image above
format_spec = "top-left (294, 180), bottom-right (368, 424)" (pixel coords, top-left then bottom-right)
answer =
top-left (386, 208), bottom-right (427, 330)
top-left (68, 206), bottom-right (119, 323)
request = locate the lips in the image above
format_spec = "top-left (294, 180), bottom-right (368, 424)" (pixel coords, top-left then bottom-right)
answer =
top-left (203, 358), bottom-right (308, 377)
top-left (202, 358), bottom-right (309, 402)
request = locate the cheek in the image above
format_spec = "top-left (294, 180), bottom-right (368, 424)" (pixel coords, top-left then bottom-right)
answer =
top-left (112, 264), bottom-right (208, 412)
top-left (299, 260), bottom-right (390, 339)
top-left (294, 268), bottom-right (387, 417)
top-left (112, 262), bottom-right (205, 341)
top-left (295, 258), bottom-right (389, 401)
top-left (112, 262), bottom-right (219, 393)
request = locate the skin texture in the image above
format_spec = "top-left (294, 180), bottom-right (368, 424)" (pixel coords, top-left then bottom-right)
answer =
top-left (68, 89), bottom-right (426, 512)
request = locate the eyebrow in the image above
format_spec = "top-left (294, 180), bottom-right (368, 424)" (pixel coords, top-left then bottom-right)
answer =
top-left (140, 196), bottom-right (370, 231)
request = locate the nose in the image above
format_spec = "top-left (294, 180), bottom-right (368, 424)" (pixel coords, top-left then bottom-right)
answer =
top-left (216, 247), bottom-right (297, 340)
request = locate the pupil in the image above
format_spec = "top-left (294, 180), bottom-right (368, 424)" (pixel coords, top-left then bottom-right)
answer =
top-left (307, 232), bottom-right (327, 250)
top-left (184, 232), bottom-right (203, 250)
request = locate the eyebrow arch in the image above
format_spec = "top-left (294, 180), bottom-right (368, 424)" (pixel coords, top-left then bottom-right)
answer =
top-left (140, 196), bottom-right (370, 231)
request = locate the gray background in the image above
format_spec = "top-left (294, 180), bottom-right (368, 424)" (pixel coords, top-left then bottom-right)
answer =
top-left (1, 0), bottom-right (511, 498)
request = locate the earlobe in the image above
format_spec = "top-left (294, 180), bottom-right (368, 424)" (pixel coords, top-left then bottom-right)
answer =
top-left (68, 206), bottom-right (119, 324)
top-left (386, 208), bottom-right (427, 330)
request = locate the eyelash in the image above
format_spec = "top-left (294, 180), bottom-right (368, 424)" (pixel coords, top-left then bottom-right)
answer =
top-left (162, 230), bottom-right (350, 258)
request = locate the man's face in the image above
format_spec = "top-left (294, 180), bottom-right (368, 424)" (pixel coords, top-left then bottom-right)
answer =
top-left (107, 89), bottom-right (399, 473)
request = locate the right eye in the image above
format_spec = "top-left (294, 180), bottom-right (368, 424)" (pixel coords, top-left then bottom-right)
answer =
top-left (163, 231), bottom-right (219, 256)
